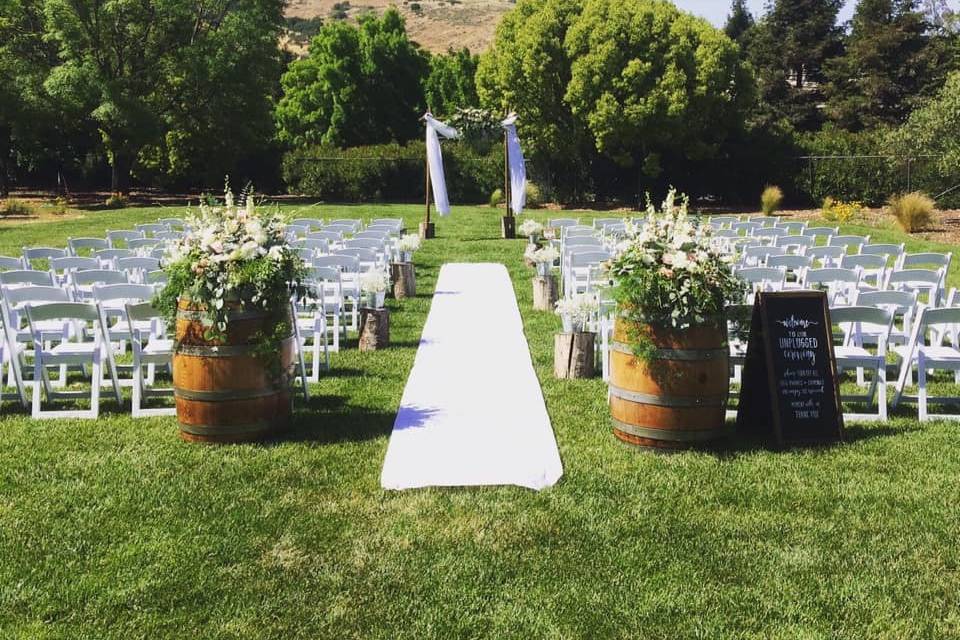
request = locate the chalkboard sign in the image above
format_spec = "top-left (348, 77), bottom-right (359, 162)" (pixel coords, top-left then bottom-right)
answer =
top-left (736, 291), bottom-right (845, 446)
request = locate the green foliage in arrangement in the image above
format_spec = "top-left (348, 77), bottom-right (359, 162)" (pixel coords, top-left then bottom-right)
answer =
top-left (282, 141), bottom-right (500, 203)
top-left (760, 185), bottom-right (784, 214)
top-left (888, 191), bottom-right (937, 232)
top-left (276, 9), bottom-right (429, 149)
top-left (607, 191), bottom-right (745, 363)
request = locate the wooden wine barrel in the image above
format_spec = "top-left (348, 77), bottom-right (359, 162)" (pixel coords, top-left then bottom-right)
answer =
top-left (173, 299), bottom-right (295, 443)
top-left (609, 317), bottom-right (729, 451)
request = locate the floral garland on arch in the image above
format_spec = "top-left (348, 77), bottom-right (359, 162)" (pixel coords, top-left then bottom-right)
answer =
top-left (155, 187), bottom-right (308, 347)
top-left (606, 189), bottom-right (745, 363)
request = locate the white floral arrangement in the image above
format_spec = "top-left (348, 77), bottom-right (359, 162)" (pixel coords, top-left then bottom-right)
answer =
top-left (606, 189), bottom-right (745, 362)
top-left (359, 270), bottom-right (390, 294)
top-left (397, 234), bottom-right (422, 253)
top-left (529, 245), bottom-right (559, 264)
top-left (519, 219), bottom-right (544, 238)
top-left (156, 186), bottom-right (306, 336)
top-left (555, 293), bottom-right (599, 332)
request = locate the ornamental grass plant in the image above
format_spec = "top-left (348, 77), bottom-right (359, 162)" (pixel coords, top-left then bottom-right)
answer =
top-left (888, 191), bottom-right (937, 233)
top-left (760, 185), bottom-right (784, 214)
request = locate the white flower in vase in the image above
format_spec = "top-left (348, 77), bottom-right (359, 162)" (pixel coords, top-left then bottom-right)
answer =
top-left (397, 234), bottom-right (421, 263)
top-left (360, 270), bottom-right (390, 308)
top-left (519, 219), bottom-right (544, 243)
top-left (555, 293), bottom-right (600, 334)
top-left (530, 245), bottom-right (559, 276)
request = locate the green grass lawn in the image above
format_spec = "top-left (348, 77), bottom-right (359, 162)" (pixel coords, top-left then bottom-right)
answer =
top-left (1, 203), bottom-right (959, 639)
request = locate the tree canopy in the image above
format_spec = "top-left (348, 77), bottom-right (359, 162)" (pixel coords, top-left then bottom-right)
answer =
top-left (276, 9), bottom-right (429, 149)
top-left (477, 0), bottom-right (754, 197)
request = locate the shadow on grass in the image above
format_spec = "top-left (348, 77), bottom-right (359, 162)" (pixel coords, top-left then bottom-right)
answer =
top-left (709, 419), bottom-right (920, 458)
top-left (281, 407), bottom-right (396, 445)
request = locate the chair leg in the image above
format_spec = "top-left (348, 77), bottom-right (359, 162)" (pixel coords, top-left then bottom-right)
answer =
top-left (90, 354), bottom-right (101, 419)
top-left (878, 359), bottom-right (887, 421)
top-left (31, 357), bottom-right (42, 419)
top-left (918, 351), bottom-right (928, 422)
top-left (132, 363), bottom-right (142, 417)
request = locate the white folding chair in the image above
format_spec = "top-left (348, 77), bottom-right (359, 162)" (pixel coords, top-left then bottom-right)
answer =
top-left (116, 257), bottom-right (161, 283)
top-left (854, 289), bottom-right (918, 348)
top-left (68, 237), bottom-right (109, 257)
top-left (566, 250), bottom-right (611, 296)
top-left (50, 256), bottom-right (99, 286)
top-left (106, 230), bottom-right (145, 248)
top-left (125, 302), bottom-right (175, 417)
top-left (0, 270), bottom-right (55, 288)
top-left (290, 217), bottom-right (325, 231)
top-left (807, 245), bottom-right (846, 268)
top-left (732, 221), bottom-right (762, 235)
top-left (775, 234), bottom-right (815, 255)
top-left (750, 216), bottom-right (778, 227)
top-left (736, 267), bottom-right (786, 302)
top-left (841, 254), bottom-right (888, 291)
top-left (899, 253), bottom-right (952, 304)
top-left (766, 254), bottom-right (811, 289)
top-left (135, 223), bottom-right (170, 237)
top-left (829, 235), bottom-right (870, 254)
top-left (371, 218), bottom-right (404, 233)
top-left (805, 267), bottom-right (862, 306)
top-left (887, 268), bottom-right (944, 307)
top-left (25, 302), bottom-right (122, 419)
top-left (94, 249), bottom-right (133, 267)
top-left (803, 226), bottom-right (839, 242)
top-left (775, 221), bottom-right (807, 235)
top-left (72, 269), bottom-right (129, 300)
top-left (831, 306), bottom-right (894, 422)
top-left (22, 247), bottom-right (67, 270)
top-left (291, 284), bottom-right (329, 386)
top-left (313, 255), bottom-right (360, 331)
top-left (893, 307), bottom-right (960, 421)
top-left (329, 219), bottom-right (362, 234)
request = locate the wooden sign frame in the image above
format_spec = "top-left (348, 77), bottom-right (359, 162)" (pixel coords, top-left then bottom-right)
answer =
top-left (736, 291), bottom-right (845, 447)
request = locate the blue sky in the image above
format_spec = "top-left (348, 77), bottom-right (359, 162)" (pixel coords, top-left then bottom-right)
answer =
top-left (673, 1), bottom-right (854, 27)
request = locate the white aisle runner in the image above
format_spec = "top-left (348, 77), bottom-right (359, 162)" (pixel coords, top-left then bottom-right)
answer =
top-left (380, 263), bottom-right (563, 491)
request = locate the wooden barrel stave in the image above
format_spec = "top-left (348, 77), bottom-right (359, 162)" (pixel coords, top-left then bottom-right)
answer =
top-left (610, 317), bottom-right (729, 451)
top-left (173, 299), bottom-right (294, 443)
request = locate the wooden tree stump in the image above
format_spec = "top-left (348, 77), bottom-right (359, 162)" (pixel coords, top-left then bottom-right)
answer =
top-left (533, 275), bottom-right (558, 311)
top-left (554, 332), bottom-right (596, 379)
top-left (419, 222), bottom-right (435, 239)
top-left (390, 262), bottom-right (416, 299)
top-left (359, 308), bottom-right (390, 351)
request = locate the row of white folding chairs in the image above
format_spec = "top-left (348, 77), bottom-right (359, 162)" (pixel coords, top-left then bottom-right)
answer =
top-left (0, 260), bottom-right (164, 293)
top-left (0, 285), bottom-right (172, 417)
top-left (736, 266), bottom-right (947, 307)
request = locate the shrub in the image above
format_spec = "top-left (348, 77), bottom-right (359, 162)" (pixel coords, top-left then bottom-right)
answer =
top-left (283, 141), bottom-right (500, 203)
top-left (821, 197), bottom-right (863, 224)
top-left (525, 182), bottom-right (544, 209)
top-left (760, 185), bottom-right (783, 214)
top-left (888, 191), bottom-right (936, 233)
top-left (489, 188), bottom-right (504, 207)
top-left (105, 194), bottom-right (128, 209)
top-left (0, 198), bottom-right (36, 217)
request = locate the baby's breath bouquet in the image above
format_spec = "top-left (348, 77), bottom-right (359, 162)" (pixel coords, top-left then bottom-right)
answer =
top-left (607, 190), bottom-right (744, 363)
top-left (156, 186), bottom-right (307, 345)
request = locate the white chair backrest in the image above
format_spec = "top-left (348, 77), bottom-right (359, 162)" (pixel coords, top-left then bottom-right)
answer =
top-left (831, 306), bottom-right (895, 347)
top-left (344, 239), bottom-right (385, 252)
top-left (900, 252), bottom-right (951, 271)
top-left (2, 284), bottom-right (71, 308)
top-left (568, 251), bottom-right (611, 268)
top-left (135, 223), bottom-right (170, 237)
top-left (307, 231), bottom-right (342, 243)
top-left (750, 216), bottom-right (778, 227)
top-left (285, 224), bottom-right (310, 239)
top-left (767, 254), bottom-right (812, 270)
top-left (94, 249), bottom-right (133, 264)
top-left (548, 218), bottom-right (579, 229)
top-left (563, 236), bottom-right (603, 249)
top-left (313, 255), bottom-right (359, 274)
top-left (861, 243), bottom-right (905, 264)
top-left (159, 217), bottom-right (186, 230)
top-left (807, 245), bottom-right (846, 267)
top-left (355, 230), bottom-right (391, 241)
top-left (128, 238), bottom-right (161, 251)
top-left (0, 270), bottom-right (55, 287)
top-left (68, 237), bottom-right (109, 256)
top-left (593, 217), bottom-right (624, 229)
top-left (290, 218), bottom-right (324, 230)
top-left (856, 289), bottom-right (918, 315)
top-left (803, 226), bottom-right (839, 240)
top-left (51, 257), bottom-right (99, 274)
top-left (72, 269), bottom-right (128, 286)
top-left (116, 257), bottom-right (161, 272)
top-left (0, 255), bottom-right (25, 270)
top-left (736, 267), bottom-right (786, 289)
top-left (775, 221), bottom-right (807, 235)
top-left (732, 221), bottom-right (762, 234)
top-left (92, 283), bottom-right (155, 303)
top-left (829, 235), bottom-right (869, 252)
top-left (776, 235), bottom-right (815, 251)
top-left (330, 219), bottom-right (361, 233)
top-left (841, 254), bottom-right (887, 271)
top-left (106, 230), bottom-right (145, 247)
top-left (23, 247), bottom-right (67, 265)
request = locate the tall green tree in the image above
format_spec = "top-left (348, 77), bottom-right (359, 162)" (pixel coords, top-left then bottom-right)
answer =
top-left (276, 8), bottom-right (428, 149)
top-left (748, 0), bottom-right (844, 131)
top-left (477, 0), bottom-right (754, 199)
top-left (424, 48), bottom-right (480, 117)
top-left (725, 0), bottom-right (755, 43)
top-left (824, 0), bottom-right (950, 131)
top-left (43, 0), bottom-right (284, 194)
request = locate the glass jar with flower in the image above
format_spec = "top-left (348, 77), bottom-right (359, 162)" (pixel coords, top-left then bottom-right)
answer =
top-left (555, 293), bottom-right (600, 334)
top-left (396, 233), bottom-right (421, 263)
top-left (528, 245), bottom-right (559, 276)
top-left (360, 271), bottom-right (390, 308)
top-left (519, 219), bottom-right (544, 246)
